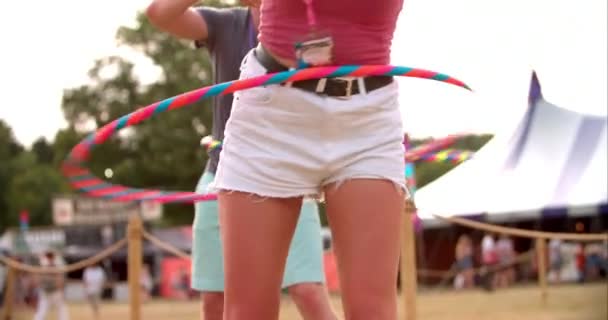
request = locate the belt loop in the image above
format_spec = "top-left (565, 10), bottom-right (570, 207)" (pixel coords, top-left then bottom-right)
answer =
top-left (316, 79), bottom-right (327, 93)
top-left (357, 78), bottom-right (367, 95)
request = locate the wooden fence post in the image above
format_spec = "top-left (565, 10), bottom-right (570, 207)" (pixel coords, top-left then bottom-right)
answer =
top-left (1, 266), bottom-right (17, 320)
top-left (536, 237), bottom-right (548, 306)
top-left (128, 214), bottom-right (143, 320)
top-left (401, 198), bottom-right (418, 320)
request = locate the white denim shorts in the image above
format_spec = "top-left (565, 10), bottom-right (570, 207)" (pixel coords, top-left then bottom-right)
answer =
top-left (212, 50), bottom-right (407, 198)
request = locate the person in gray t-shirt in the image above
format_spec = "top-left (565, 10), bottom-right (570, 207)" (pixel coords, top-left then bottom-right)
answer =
top-left (193, 7), bottom-right (255, 175)
top-left (146, 2), bottom-right (336, 320)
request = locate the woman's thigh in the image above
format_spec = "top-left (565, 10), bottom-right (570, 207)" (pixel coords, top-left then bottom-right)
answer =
top-left (324, 179), bottom-right (404, 317)
top-left (218, 192), bottom-right (302, 318)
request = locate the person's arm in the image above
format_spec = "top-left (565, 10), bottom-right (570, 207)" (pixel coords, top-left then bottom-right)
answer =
top-left (146, 0), bottom-right (208, 41)
top-left (241, 0), bottom-right (262, 7)
top-left (146, 1), bottom-right (239, 52)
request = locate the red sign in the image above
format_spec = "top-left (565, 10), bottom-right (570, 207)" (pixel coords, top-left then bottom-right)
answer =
top-left (19, 210), bottom-right (29, 223)
top-left (159, 257), bottom-right (193, 299)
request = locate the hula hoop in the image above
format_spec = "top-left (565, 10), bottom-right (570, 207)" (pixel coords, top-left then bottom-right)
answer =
top-left (419, 149), bottom-right (474, 164)
top-left (62, 65), bottom-right (472, 204)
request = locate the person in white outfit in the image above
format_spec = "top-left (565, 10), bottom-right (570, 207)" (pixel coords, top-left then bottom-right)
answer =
top-left (83, 263), bottom-right (106, 320)
top-left (480, 233), bottom-right (498, 291)
top-left (33, 251), bottom-right (69, 320)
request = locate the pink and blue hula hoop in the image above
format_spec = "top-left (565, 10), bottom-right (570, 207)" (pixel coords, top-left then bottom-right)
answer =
top-left (62, 65), bottom-right (472, 204)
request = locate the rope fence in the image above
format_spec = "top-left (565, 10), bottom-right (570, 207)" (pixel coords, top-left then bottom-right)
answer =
top-left (433, 214), bottom-right (608, 241)
top-left (2, 211), bottom-right (606, 320)
top-left (417, 249), bottom-right (535, 279)
top-left (0, 238), bottom-right (128, 274)
top-left (141, 230), bottom-right (191, 260)
top-left (0, 232), bottom-right (538, 281)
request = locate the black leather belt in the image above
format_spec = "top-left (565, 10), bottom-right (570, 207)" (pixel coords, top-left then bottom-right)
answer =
top-left (253, 44), bottom-right (393, 98)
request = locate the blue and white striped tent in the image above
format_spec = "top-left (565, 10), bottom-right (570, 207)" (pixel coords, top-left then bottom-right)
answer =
top-left (416, 72), bottom-right (608, 228)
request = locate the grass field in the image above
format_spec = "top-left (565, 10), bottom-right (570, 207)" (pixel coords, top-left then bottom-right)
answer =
top-left (9, 283), bottom-right (607, 320)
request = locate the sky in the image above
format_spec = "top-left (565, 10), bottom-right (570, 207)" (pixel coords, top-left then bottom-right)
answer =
top-left (0, 0), bottom-right (606, 146)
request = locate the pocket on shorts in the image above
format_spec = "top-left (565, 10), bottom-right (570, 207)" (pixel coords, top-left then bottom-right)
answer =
top-left (234, 51), bottom-right (276, 106)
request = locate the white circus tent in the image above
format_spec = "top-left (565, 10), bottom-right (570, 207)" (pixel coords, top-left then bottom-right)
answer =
top-left (415, 72), bottom-right (608, 228)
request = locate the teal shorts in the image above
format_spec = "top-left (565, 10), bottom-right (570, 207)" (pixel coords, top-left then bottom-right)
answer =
top-left (191, 171), bottom-right (326, 291)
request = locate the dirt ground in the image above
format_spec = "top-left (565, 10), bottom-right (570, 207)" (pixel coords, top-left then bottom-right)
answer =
top-left (9, 283), bottom-right (607, 320)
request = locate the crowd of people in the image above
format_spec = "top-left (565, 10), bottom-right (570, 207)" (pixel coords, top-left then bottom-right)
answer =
top-left (583, 242), bottom-right (608, 280)
top-left (549, 239), bottom-right (608, 284)
top-left (452, 233), bottom-right (608, 291)
top-left (453, 233), bottom-right (517, 291)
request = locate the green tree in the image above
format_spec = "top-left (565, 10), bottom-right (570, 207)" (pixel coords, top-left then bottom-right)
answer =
top-left (0, 120), bottom-right (24, 231)
top-left (52, 126), bottom-right (85, 166)
top-left (6, 162), bottom-right (69, 227)
top-left (0, 120), bottom-right (23, 160)
top-left (0, 124), bottom-right (76, 231)
top-left (32, 137), bottom-right (55, 164)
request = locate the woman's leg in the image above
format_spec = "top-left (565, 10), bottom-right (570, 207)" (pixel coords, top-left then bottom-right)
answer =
top-left (324, 179), bottom-right (404, 320)
top-left (55, 292), bottom-right (69, 320)
top-left (200, 292), bottom-right (224, 320)
top-left (219, 192), bottom-right (302, 320)
top-left (288, 282), bottom-right (336, 320)
top-left (282, 200), bottom-right (337, 320)
top-left (464, 269), bottom-right (475, 288)
top-left (33, 292), bottom-right (49, 320)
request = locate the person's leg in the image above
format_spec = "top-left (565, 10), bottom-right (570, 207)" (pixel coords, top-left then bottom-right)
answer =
top-left (509, 267), bottom-right (516, 285)
top-left (191, 171), bottom-right (227, 320)
top-left (200, 292), bottom-right (224, 320)
top-left (491, 265), bottom-right (500, 288)
top-left (481, 266), bottom-right (494, 291)
top-left (54, 292), bottom-right (69, 320)
top-left (219, 192), bottom-right (301, 320)
top-left (87, 293), bottom-right (99, 319)
top-left (464, 269), bottom-right (475, 288)
top-left (496, 270), bottom-right (504, 288)
top-left (33, 292), bottom-right (49, 320)
top-left (283, 200), bottom-right (336, 320)
top-left (324, 179), bottom-right (404, 320)
top-left (287, 283), bottom-right (335, 320)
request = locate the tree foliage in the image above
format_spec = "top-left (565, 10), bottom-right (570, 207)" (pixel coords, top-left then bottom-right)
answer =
top-left (0, 121), bottom-right (70, 231)
top-left (0, 120), bottom-right (24, 231)
top-left (6, 164), bottom-right (68, 227)
top-left (31, 137), bottom-right (55, 164)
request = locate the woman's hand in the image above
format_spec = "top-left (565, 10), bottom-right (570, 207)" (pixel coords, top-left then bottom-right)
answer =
top-left (240, 0), bottom-right (261, 8)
